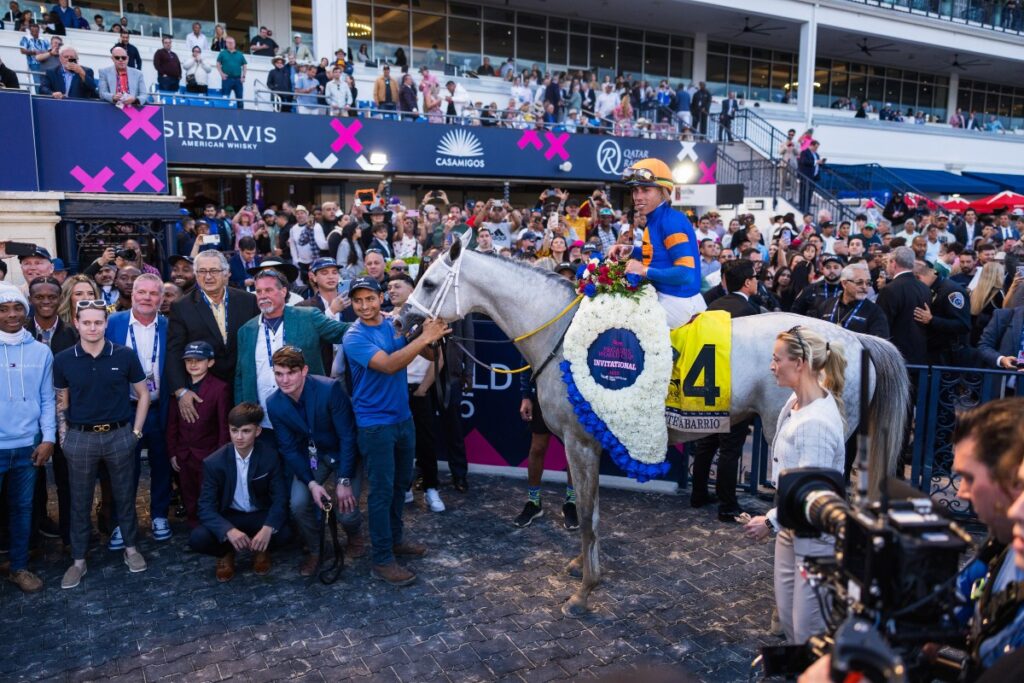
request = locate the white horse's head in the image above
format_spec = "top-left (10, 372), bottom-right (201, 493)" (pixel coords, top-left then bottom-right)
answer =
top-left (399, 228), bottom-right (472, 334)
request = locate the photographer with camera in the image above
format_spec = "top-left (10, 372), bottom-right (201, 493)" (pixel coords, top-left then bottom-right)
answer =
top-left (743, 325), bottom-right (847, 645)
top-left (795, 398), bottom-right (1024, 683)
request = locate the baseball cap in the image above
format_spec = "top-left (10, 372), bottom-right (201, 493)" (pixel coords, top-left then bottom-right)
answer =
top-left (349, 277), bottom-right (382, 295)
top-left (822, 254), bottom-right (845, 266)
top-left (599, 207), bottom-right (614, 217)
top-left (294, 204), bottom-right (309, 214)
top-left (182, 341), bottom-right (215, 360)
top-left (51, 257), bottom-right (67, 273)
top-left (555, 262), bottom-right (576, 275)
top-left (262, 208), bottom-right (276, 217)
top-left (18, 245), bottom-right (51, 261)
top-left (168, 254), bottom-right (193, 268)
top-left (310, 257), bottom-right (339, 273)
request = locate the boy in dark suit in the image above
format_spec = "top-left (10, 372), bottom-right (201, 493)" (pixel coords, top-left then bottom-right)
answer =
top-left (167, 342), bottom-right (230, 528)
top-left (189, 403), bottom-right (289, 582)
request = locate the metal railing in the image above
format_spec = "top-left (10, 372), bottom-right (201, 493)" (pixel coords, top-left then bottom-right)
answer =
top-left (825, 163), bottom-right (931, 203)
top-left (843, 0), bottom-right (1024, 36)
top-left (707, 108), bottom-right (792, 162)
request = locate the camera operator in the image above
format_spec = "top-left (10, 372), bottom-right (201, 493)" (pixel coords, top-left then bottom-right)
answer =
top-left (743, 325), bottom-right (847, 645)
top-left (798, 398), bottom-right (1024, 683)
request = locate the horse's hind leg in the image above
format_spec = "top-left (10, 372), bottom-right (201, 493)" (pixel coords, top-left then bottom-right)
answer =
top-left (562, 436), bottom-right (601, 617)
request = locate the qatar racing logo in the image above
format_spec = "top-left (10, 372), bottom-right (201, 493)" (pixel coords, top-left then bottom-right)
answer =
top-left (435, 129), bottom-right (485, 168)
top-left (596, 139), bottom-right (622, 175)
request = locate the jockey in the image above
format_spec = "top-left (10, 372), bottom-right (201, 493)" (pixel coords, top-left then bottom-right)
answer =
top-left (609, 158), bottom-right (706, 328)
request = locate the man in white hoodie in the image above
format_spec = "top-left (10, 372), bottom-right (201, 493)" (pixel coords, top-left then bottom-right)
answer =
top-left (0, 284), bottom-right (55, 593)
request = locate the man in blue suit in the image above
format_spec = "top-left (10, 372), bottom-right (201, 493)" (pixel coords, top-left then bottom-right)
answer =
top-left (105, 274), bottom-right (173, 547)
top-left (266, 346), bottom-right (362, 577)
top-left (189, 402), bottom-right (290, 582)
top-left (39, 46), bottom-right (97, 100)
top-left (227, 237), bottom-right (262, 289)
top-left (995, 212), bottom-right (1021, 242)
top-left (978, 304), bottom-right (1024, 373)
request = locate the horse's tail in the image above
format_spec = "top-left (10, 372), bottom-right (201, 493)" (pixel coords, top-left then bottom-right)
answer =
top-left (857, 334), bottom-right (910, 497)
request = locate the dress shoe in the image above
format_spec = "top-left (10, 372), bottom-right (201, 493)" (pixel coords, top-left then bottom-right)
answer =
top-left (252, 551), bottom-right (271, 576)
top-left (451, 476), bottom-right (469, 492)
top-left (717, 509), bottom-right (750, 524)
top-left (8, 568), bottom-right (43, 593)
top-left (345, 530), bottom-right (367, 559)
top-left (689, 493), bottom-right (718, 509)
top-left (216, 552), bottom-right (236, 582)
top-left (298, 554), bottom-right (319, 577)
top-left (371, 561), bottom-right (416, 586)
top-left (392, 541), bottom-right (428, 557)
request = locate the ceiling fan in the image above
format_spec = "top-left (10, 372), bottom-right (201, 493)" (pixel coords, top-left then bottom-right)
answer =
top-left (733, 17), bottom-right (786, 37)
top-left (951, 53), bottom-right (991, 70)
top-left (848, 38), bottom-right (899, 57)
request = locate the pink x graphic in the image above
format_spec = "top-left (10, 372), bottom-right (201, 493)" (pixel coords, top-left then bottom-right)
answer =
top-left (119, 105), bottom-right (161, 141)
top-left (698, 161), bottom-right (716, 184)
top-left (543, 132), bottom-right (570, 161)
top-left (122, 152), bottom-right (165, 192)
top-left (330, 119), bottom-right (363, 154)
top-left (517, 130), bottom-right (543, 150)
top-left (70, 165), bottom-right (114, 192)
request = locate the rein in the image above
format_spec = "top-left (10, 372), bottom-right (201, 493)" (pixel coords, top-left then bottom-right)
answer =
top-left (407, 252), bottom-right (583, 377)
top-left (314, 502), bottom-right (344, 585)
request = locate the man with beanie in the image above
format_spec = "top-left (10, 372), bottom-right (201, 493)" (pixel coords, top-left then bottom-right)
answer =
top-left (0, 284), bottom-right (56, 592)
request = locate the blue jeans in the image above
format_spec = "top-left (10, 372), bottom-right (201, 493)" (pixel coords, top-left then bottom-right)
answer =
top-left (221, 77), bottom-right (243, 103)
top-left (0, 446), bottom-right (38, 571)
top-left (358, 419), bottom-right (415, 566)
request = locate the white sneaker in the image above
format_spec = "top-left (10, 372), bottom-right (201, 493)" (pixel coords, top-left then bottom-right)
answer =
top-left (404, 490), bottom-right (414, 504)
top-left (425, 488), bottom-right (445, 513)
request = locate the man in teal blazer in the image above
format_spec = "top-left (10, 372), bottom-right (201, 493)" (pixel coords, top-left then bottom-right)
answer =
top-left (234, 270), bottom-right (349, 417)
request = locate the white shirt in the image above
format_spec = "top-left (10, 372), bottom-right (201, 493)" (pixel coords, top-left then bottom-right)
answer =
top-left (407, 355), bottom-right (430, 385)
top-left (288, 222), bottom-right (322, 265)
top-left (231, 449), bottom-right (256, 512)
top-left (766, 392), bottom-right (845, 529)
top-left (595, 91), bottom-right (618, 118)
top-left (126, 311), bottom-right (159, 401)
top-left (325, 79), bottom-right (352, 111)
top-left (695, 227), bottom-right (719, 243)
top-left (254, 315), bottom-right (285, 428)
top-left (186, 32), bottom-right (210, 54)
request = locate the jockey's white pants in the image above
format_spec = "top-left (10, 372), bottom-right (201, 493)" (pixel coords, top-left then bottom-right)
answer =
top-left (657, 291), bottom-right (707, 329)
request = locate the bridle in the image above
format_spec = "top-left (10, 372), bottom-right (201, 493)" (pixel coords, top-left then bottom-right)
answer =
top-left (405, 252), bottom-right (463, 320)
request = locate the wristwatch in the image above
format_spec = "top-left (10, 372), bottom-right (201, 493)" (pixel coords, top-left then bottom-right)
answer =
top-left (338, 478), bottom-right (352, 487)
top-left (133, 429), bottom-right (144, 440)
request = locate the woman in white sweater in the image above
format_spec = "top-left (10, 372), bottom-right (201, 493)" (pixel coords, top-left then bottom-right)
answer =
top-left (743, 325), bottom-right (847, 645)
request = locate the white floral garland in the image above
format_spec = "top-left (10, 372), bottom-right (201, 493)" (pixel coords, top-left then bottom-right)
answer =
top-left (563, 285), bottom-right (671, 466)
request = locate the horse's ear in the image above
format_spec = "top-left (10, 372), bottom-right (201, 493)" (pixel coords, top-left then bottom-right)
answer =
top-left (448, 232), bottom-right (464, 262)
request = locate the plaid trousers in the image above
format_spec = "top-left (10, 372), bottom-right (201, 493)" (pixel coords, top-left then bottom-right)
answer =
top-left (64, 425), bottom-right (138, 560)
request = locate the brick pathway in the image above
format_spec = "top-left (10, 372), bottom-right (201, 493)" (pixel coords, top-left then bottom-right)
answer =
top-left (0, 475), bottom-right (776, 682)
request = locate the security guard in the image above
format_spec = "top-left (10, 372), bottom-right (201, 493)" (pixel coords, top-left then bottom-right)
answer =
top-left (814, 262), bottom-right (889, 338)
top-left (791, 254), bottom-right (845, 317)
top-left (608, 158), bottom-right (705, 327)
top-left (913, 258), bottom-right (970, 365)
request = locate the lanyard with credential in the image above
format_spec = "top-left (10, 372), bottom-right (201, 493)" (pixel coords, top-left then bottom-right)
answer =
top-left (829, 298), bottom-right (865, 329)
top-left (128, 323), bottom-right (158, 370)
top-left (263, 319), bottom-right (285, 361)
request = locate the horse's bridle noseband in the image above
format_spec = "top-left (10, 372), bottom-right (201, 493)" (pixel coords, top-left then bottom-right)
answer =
top-left (406, 252), bottom-right (463, 321)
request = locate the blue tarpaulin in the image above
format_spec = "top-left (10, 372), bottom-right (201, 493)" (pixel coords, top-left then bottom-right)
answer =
top-left (960, 171), bottom-right (1024, 194)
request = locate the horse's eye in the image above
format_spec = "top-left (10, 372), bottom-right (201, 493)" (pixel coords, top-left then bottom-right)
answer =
top-left (421, 281), bottom-right (435, 292)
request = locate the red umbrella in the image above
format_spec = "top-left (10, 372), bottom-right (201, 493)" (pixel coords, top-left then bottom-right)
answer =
top-left (904, 192), bottom-right (938, 210)
top-left (970, 191), bottom-right (1024, 214)
top-left (942, 197), bottom-right (971, 213)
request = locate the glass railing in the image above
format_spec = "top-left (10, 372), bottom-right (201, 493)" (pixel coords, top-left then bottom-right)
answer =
top-left (843, 0), bottom-right (1024, 36)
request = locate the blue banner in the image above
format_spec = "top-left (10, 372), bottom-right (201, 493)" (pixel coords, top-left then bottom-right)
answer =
top-left (161, 107), bottom-right (717, 183)
top-left (33, 98), bottom-right (168, 194)
top-left (0, 91), bottom-right (39, 191)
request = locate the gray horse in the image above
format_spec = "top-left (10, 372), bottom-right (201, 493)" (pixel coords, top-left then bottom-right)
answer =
top-left (400, 233), bottom-right (909, 616)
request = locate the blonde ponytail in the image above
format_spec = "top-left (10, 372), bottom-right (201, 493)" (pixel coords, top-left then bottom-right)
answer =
top-left (777, 326), bottom-right (848, 428)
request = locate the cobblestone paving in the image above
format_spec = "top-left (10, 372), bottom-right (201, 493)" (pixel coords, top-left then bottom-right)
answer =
top-left (0, 475), bottom-right (776, 682)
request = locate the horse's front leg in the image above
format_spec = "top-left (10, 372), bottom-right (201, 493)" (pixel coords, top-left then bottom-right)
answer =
top-left (561, 433), bottom-right (602, 618)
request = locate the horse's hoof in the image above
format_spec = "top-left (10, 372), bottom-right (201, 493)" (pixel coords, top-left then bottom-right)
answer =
top-left (565, 557), bottom-right (583, 578)
top-left (561, 596), bottom-right (589, 618)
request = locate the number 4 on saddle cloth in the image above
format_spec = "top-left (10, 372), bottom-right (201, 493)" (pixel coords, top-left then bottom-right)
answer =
top-left (666, 310), bottom-right (732, 434)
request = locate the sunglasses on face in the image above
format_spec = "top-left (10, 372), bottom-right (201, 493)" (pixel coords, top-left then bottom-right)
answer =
top-left (390, 265), bottom-right (407, 272)
top-left (112, 55), bottom-right (128, 61)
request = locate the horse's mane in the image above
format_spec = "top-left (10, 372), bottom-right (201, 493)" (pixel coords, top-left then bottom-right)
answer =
top-left (467, 250), bottom-right (577, 293)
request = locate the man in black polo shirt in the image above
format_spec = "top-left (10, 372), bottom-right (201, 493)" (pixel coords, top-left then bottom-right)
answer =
top-left (54, 301), bottom-right (151, 589)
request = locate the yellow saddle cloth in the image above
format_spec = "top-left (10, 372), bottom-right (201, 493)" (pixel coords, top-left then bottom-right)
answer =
top-left (665, 310), bottom-right (732, 433)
